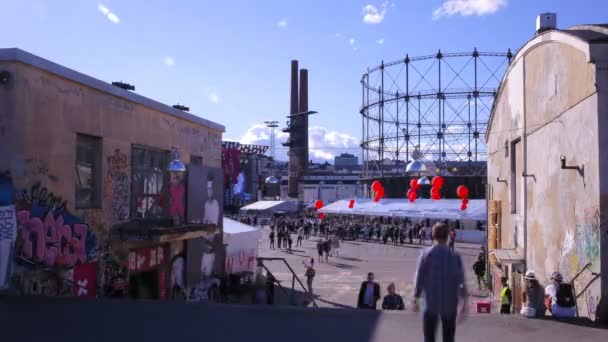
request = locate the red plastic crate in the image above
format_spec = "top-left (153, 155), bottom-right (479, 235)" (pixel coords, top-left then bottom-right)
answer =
top-left (476, 301), bottom-right (491, 313)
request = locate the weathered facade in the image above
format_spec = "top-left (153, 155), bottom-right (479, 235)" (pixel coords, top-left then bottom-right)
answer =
top-left (0, 48), bottom-right (225, 301)
top-left (486, 25), bottom-right (608, 320)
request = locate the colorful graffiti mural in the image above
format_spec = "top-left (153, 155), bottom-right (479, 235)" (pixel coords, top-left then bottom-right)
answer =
top-left (105, 149), bottom-right (129, 222)
top-left (169, 172), bottom-right (185, 222)
top-left (16, 209), bottom-right (94, 268)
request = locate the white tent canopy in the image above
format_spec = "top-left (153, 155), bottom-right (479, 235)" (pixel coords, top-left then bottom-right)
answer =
top-left (223, 218), bottom-right (262, 274)
top-left (319, 198), bottom-right (486, 221)
top-left (239, 200), bottom-right (299, 214)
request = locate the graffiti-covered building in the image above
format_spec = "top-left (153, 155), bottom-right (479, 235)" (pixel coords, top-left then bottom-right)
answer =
top-left (0, 48), bottom-right (225, 301)
top-left (486, 20), bottom-right (608, 320)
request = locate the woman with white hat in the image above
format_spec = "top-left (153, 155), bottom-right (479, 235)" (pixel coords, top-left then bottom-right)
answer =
top-left (521, 270), bottom-right (546, 318)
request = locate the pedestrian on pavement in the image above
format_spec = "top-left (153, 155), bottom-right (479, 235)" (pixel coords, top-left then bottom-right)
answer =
top-left (408, 225), bottom-right (414, 244)
top-left (331, 234), bottom-right (340, 257)
top-left (323, 239), bottom-right (332, 263)
top-left (297, 227), bottom-right (304, 247)
top-left (287, 233), bottom-right (293, 252)
top-left (357, 272), bottom-right (381, 309)
top-left (544, 272), bottom-right (576, 318)
top-left (413, 222), bottom-right (468, 342)
top-left (521, 270), bottom-right (546, 318)
top-left (418, 225), bottom-right (425, 245)
top-left (448, 228), bottom-right (456, 252)
top-left (472, 255), bottom-right (486, 290)
top-left (382, 283), bottom-right (405, 310)
top-left (500, 277), bottom-right (512, 314)
top-left (304, 258), bottom-right (316, 301)
top-left (277, 229), bottom-right (283, 249)
top-left (269, 229), bottom-right (275, 250)
top-left (316, 239), bottom-right (324, 263)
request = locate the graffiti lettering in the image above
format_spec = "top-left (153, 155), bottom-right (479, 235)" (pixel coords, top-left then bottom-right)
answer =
top-left (105, 149), bottom-right (129, 221)
top-left (16, 210), bottom-right (88, 268)
top-left (25, 182), bottom-right (67, 214)
top-left (225, 249), bottom-right (256, 274)
top-left (24, 159), bottom-right (58, 183)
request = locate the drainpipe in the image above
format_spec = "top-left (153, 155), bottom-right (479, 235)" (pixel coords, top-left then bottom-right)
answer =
top-left (522, 59), bottom-right (528, 268)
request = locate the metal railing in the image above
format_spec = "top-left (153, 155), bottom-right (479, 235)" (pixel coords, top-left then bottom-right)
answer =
top-left (570, 262), bottom-right (601, 317)
top-left (257, 257), bottom-right (318, 308)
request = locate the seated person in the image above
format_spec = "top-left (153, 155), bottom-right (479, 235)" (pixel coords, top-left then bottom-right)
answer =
top-left (545, 272), bottom-right (576, 318)
top-left (521, 271), bottom-right (546, 318)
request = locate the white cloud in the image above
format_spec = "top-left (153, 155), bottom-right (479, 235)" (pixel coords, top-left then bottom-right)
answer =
top-left (277, 19), bottom-right (287, 28)
top-left (433, 0), bottom-right (507, 20)
top-left (97, 3), bottom-right (120, 24)
top-left (349, 38), bottom-right (355, 45)
top-left (377, 38), bottom-right (384, 45)
top-left (239, 124), bottom-right (359, 162)
top-left (208, 92), bottom-right (220, 104)
top-left (163, 56), bottom-right (175, 67)
top-left (362, 1), bottom-right (389, 24)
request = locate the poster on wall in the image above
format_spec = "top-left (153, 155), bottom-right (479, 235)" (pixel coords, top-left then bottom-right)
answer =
top-left (0, 205), bottom-right (17, 289)
top-left (73, 262), bottom-right (97, 298)
top-left (185, 166), bottom-right (224, 286)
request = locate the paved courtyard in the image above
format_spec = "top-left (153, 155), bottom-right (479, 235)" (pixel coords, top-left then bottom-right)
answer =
top-left (257, 228), bottom-right (488, 309)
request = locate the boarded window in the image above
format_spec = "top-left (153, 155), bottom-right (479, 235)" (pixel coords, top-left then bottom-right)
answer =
top-left (131, 146), bottom-right (169, 220)
top-left (75, 134), bottom-right (102, 208)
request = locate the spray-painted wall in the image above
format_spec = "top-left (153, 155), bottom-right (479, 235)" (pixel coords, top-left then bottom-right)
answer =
top-left (0, 56), bottom-right (223, 297)
top-left (487, 31), bottom-right (608, 319)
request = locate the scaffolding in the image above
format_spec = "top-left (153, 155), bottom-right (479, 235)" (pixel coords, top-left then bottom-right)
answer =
top-left (360, 49), bottom-right (512, 179)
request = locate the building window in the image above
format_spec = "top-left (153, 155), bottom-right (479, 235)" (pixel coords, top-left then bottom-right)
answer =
top-left (190, 155), bottom-right (203, 166)
top-left (131, 146), bottom-right (169, 220)
top-left (75, 134), bottom-right (102, 208)
top-left (504, 140), bottom-right (509, 158)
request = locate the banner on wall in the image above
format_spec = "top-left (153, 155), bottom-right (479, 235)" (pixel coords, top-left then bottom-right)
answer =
top-left (0, 205), bottom-right (17, 289)
top-left (73, 262), bottom-right (97, 298)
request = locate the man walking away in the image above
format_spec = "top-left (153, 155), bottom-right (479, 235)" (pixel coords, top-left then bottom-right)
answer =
top-left (331, 234), bottom-right (340, 257)
top-left (323, 239), bottom-right (332, 263)
top-left (316, 240), bottom-right (324, 263)
top-left (413, 222), bottom-right (468, 342)
top-left (473, 256), bottom-right (486, 290)
top-left (297, 227), bottom-right (304, 247)
top-left (357, 272), bottom-right (381, 309)
top-left (382, 283), bottom-right (405, 310)
top-left (500, 277), bottom-right (512, 314)
top-left (269, 230), bottom-right (275, 250)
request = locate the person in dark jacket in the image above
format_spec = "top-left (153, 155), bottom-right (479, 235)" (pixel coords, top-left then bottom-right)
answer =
top-left (357, 272), bottom-right (381, 309)
top-left (382, 283), bottom-right (405, 310)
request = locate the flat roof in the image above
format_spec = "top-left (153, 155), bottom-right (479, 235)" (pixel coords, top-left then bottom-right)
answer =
top-left (0, 48), bottom-right (224, 132)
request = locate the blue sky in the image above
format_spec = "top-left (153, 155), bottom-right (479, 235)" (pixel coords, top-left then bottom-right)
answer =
top-left (2, 0), bottom-right (607, 161)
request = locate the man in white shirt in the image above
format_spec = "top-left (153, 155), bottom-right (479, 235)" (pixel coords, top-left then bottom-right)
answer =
top-left (203, 175), bottom-right (219, 226)
top-left (545, 272), bottom-right (576, 318)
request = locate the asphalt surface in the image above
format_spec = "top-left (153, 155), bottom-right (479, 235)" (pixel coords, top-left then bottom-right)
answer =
top-left (1, 298), bottom-right (606, 342)
top-left (258, 228), bottom-right (488, 309)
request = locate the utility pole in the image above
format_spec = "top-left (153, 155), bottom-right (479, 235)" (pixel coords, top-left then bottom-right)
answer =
top-left (264, 120), bottom-right (279, 159)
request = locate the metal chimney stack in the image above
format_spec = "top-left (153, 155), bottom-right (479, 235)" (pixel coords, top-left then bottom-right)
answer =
top-left (298, 69), bottom-right (309, 175)
top-left (287, 60), bottom-right (300, 198)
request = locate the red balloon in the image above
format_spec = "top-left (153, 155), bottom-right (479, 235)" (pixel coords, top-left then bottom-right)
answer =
top-left (456, 185), bottom-right (469, 199)
top-left (406, 189), bottom-right (413, 198)
top-left (409, 191), bottom-right (417, 200)
top-left (374, 193), bottom-right (381, 202)
top-left (319, 213), bottom-right (326, 219)
top-left (431, 176), bottom-right (445, 188)
top-left (315, 200), bottom-right (324, 209)
top-left (409, 197), bottom-right (415, 203)
top-left (348, 199), bottom-right (355, 208)
top-left (462, 198), bottom-right (469, 205)
top-left (409, 179), bottom-right (419, 191)
top-left (371, 180), bottom-right (382, 192)
top-left (378, 187), bottom-right (385, 198)
top-left (460, 204), bottom-right (467, 211)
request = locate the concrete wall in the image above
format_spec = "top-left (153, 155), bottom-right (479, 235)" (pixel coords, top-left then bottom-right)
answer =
top-left (487, 34), bottom-right (606, 319)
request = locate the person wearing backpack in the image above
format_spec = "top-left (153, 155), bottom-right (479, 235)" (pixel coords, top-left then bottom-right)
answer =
top-left (472, 256), bottom-right (486, 290)
top-left (545, 272), bottom-right (576, 318)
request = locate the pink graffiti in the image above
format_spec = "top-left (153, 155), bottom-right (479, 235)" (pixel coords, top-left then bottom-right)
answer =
top-left (17, 211), bottom-right (88, 268)
top-left (169, 183), bottom-right (185, 217)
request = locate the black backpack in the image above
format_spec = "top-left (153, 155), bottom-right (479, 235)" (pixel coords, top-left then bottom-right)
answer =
top-left (556, 283), bottom-right (575, 308)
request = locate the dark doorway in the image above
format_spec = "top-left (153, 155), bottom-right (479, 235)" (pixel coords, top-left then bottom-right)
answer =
top-left (129, 270), bottom-right (159, 299)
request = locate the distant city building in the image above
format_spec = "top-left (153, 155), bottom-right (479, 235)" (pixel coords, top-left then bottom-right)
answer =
top-left (334, 153), bottom-right (359, 170)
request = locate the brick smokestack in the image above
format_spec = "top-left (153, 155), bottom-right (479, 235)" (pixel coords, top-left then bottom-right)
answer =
top-left (298, 69), bottom-right (309, 173)
top-left (288, 60), bottom-right (300, 198)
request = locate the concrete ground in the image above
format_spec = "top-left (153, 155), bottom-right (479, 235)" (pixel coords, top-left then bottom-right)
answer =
top-left (258, 228), bottom-right (488, 309)
top-left (1, 298), bottom-right (606, 342)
